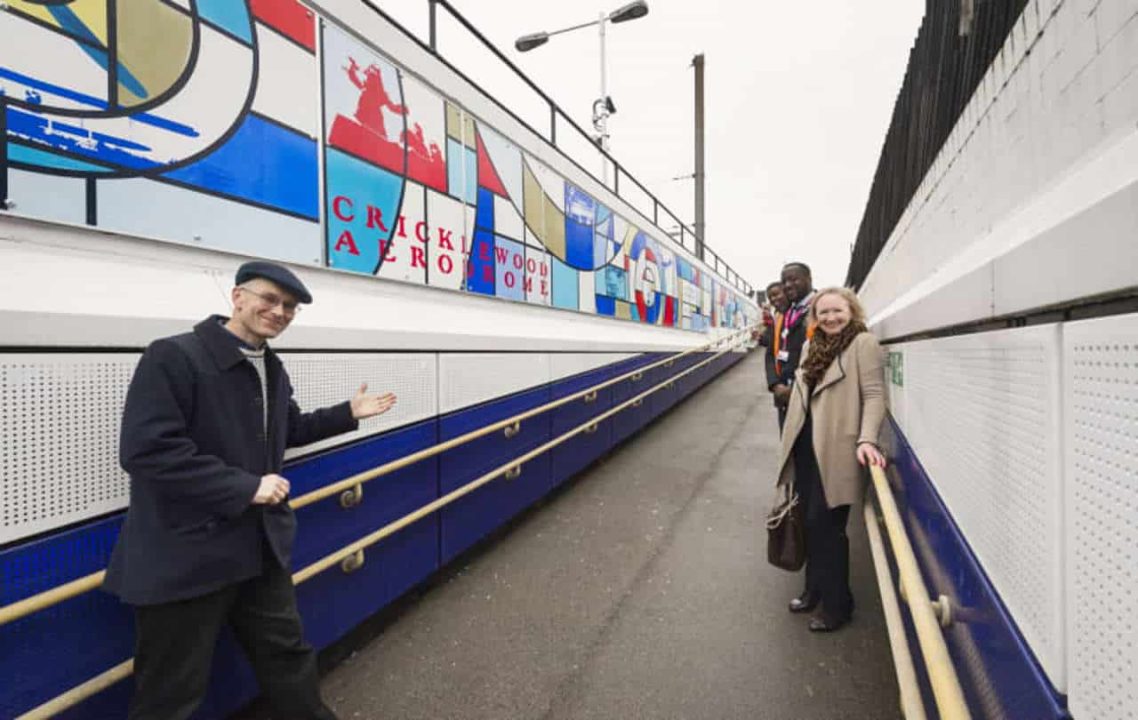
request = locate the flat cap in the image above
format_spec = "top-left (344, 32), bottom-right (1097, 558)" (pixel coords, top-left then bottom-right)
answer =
top-left (235, 261), bottom-right (313, 304)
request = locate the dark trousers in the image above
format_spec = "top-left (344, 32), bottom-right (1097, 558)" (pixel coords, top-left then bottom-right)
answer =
top-left (792, 413), bottom-right (853, 621)
top-left (129, 560), bottom-right (336, 720)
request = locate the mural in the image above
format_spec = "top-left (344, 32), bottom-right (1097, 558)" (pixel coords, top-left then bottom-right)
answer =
top-left (0, 0), bottom-right (753, 331)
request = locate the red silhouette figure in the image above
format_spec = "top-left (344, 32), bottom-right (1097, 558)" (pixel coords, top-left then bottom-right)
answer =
top-left (346, 57), bottom-right (406, 139)
top-left (329, 56), bottom-right (447, 192)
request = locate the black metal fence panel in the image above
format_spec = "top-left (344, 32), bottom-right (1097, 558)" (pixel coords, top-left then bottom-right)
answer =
top-left (845, 0), bottom-right (1029, 289)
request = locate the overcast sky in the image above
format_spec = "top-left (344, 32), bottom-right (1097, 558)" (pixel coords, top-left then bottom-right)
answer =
top-left (380, 1), bottom-right (925, 292)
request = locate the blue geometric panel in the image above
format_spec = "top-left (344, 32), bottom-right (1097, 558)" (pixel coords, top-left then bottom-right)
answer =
top-left (7, 143), bottom-right (112, 173)
top-left (676, 257), bottom-right (694, 282)
top-left (600, 265), bottom-right (628, 299)
top-left (551, 255), bottom-right (579, 310)
top-left (565, 217), bottom-right (594, 270)
top-left (494, 235), bottom-right (525, 301)
top-left (197, 0), bottom-right (254, 44)
top-left (466, 228), bottom-right (495, 296)
top-left (593, 203), bottom-right (615, 267)
top-left (595, 294), bottom-right (616, 316)
top-left (446, 139), bottom-right (476, 204)
top-left (325, 148), bottom-right (401, 274)
top-left (164, 114), bottom-right (318, 219)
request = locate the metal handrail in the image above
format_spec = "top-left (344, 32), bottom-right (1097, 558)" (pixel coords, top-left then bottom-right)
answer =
top-left (13, 331), bottom-right (754, 720)
top-left (0, 328), bottom-right (748, 630)
top-left (867, 465), bottom-right (971, 720)
top-left (863, 495), bottom-right (926, 720)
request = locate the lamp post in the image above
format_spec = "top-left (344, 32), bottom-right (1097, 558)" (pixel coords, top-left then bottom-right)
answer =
top-left (516, 1), bottom-right (649, 185)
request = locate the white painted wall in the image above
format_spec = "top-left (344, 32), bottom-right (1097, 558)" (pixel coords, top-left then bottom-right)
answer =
top-left (860, 0), bottom-right (1138, 338)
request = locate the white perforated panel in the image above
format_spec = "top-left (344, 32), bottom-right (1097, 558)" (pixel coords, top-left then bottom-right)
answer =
top-left (437, 353), bottom-right (550, 414)
top-left (1064, 315), bottom-right (1138, 720)
top-left (0, 354), bottom-right (138, 545)
top-left (549, 353), bottom-right (639, 383)
top-left (280, 354), bottom-right (437, 458)
top-left (894, 326), bottom-right (1065, 688)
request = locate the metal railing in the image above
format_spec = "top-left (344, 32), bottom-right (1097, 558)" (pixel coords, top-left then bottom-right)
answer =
top-left (374, 0), bottom-right (753, 297)
top-left (865, 464), bottom-right (971, 720)
top-left (5, 328), bottom-right (754, 719)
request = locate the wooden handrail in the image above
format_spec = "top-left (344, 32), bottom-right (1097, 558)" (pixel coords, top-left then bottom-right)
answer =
top-left (868, 465), bottom-right (971, 720)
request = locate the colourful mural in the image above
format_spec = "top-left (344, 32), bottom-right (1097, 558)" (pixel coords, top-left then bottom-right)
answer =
top-left (0, 0), bottom-right (753, 331)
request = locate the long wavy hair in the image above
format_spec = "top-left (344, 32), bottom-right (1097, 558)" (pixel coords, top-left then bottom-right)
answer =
top-left (799, 287), bottom-right (868, 390)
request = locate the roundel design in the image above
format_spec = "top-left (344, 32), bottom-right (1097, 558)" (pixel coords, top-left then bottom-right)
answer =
top-left (1, 0), bottom-right (256, 177)
top-left (631, 231), bottom-right (664, 324)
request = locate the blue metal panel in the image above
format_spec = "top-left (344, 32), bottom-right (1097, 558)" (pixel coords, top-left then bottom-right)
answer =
top-left (439, 386), bottom-right (553, 563)
top-left (288, 419), bottom-right (440, 646)
top-left (883, 419), bottom-right (1069, 719)
top-left (611, 399), bottom-right (649, 446)
top-left (551, 373), bottom-right (613, 435)
top-left (288, 420), bottom-right (438, 567)
top-left (551, 416), bottom-right (612, 487)
top-left (0, 517), bottom-right (133, 719)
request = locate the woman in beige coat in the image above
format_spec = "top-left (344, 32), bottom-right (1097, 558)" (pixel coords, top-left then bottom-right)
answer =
top-left (776, 287), bottom-right (887, 631)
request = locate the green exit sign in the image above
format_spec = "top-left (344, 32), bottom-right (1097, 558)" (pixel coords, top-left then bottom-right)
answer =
top-left (888, 351), bottom-right (904, 387)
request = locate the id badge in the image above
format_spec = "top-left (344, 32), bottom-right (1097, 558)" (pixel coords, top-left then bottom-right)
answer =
top-left (777, 350), bottom-right (790, 362)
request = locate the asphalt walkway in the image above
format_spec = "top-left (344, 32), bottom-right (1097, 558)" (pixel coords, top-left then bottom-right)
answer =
top-left (313, 352), bottom-right (900, 719)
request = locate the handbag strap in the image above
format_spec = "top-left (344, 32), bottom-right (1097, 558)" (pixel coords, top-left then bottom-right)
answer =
top-left (765, 489), bottom-right (800, 530)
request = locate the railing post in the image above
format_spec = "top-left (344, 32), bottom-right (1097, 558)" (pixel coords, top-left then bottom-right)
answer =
top-left (428, 0), bottom-right (438, 52)
top-left (550, 105), bottom-right (556, 145)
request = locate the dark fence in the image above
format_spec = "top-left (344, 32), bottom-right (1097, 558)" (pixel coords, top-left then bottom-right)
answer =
top-left (845, 0), bottom-right (1030, 289)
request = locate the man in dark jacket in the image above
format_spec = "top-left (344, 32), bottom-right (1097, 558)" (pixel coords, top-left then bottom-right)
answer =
top-left (770, 262), bottom-right (815, 429)
top-left (761, 280), bottom-right (790, 389)
top-left (104, 261), bottom-right (397, 720)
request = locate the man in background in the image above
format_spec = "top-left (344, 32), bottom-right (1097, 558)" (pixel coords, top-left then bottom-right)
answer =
top-left (762, 280), bottom-right (789, 387)
top-left (770, 262), bottom-right (815, 429)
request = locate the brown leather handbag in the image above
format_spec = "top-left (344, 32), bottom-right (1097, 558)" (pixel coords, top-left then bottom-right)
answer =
top-left (766, 484), bottom-right (805, 571)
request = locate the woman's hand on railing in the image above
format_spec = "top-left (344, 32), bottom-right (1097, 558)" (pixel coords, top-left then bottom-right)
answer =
top-left (857, 442), bottom-right (887, 468)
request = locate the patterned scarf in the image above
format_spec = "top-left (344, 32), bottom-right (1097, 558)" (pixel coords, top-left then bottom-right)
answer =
top-left (800, 321), bottom-right (867, 391)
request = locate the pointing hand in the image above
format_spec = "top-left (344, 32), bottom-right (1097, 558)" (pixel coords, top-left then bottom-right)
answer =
top-left (350, 383), bottom-right (397, 420)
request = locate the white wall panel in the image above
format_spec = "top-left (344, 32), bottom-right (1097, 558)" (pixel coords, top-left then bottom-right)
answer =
top-left (281, 353), bottom-right (436, 459)
top-left (894, 325), bottom-right (1065, 688)
top-left (0, 354), bottom-right (137, 545)
top-left (438, 353), bottom-right (550, 414)
top-left (252, 21), bottom-right (319, 137)
top-left (1064, 313), bottom-right (1138, 720)
top-left (549, 353), bottom-right (639, 383)
top-left (98, 178), bottom-right (323, 265)
top-left (6, 171), bottom-right (87, 226)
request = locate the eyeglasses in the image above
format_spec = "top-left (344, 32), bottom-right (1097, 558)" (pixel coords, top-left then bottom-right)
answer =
top-left (239, 286), bottom-right (302, 314)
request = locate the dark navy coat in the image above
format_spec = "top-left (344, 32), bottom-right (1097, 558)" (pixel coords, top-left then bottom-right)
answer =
top-left (104, 316), bottom-right (357, 606)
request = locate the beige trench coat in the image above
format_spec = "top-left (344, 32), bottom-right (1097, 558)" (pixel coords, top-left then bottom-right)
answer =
top-left (776, 332), bottom-right (887, 509)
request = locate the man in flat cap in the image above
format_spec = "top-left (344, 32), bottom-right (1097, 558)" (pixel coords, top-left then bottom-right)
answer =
top-left (105, 261), bottom-right (396, 720)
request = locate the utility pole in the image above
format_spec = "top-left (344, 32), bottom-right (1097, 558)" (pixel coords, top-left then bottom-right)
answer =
top-left (692, 53), bottom-right (706, 260)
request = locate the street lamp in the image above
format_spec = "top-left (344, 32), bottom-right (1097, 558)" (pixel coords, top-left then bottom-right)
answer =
top-left (515, 1), bottom-right (649, 184)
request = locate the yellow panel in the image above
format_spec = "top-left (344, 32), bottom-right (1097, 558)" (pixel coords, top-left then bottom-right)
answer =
top-left (9, 0), bottom-right (109, 46)
top-left (116, 0), bottom-right (193, 106)
top-left (543, 197), bottom-right (566, 260)
top-left (446, 103), bottom-right (463, 140)
top-left (621, 224), bottom-right (637, 255)
top-left (523, 164), bottom-right (544, 236)
top-left (615, 300), bottom-right (632, 321)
